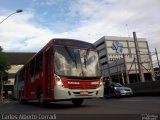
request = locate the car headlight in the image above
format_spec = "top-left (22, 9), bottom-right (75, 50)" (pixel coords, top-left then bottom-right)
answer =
top-left (114, 87), bottom-right (117, 90)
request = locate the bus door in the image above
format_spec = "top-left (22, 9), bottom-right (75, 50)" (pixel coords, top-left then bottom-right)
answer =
top-left (25, 65), bottom-right (29, 99)
top-left (28, 60), bottom-right (36, 99)
top-left (44, 48), bottom-right (53, 98)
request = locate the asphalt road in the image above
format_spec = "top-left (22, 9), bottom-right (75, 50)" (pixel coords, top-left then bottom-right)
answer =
top-left (0, 96), bottom-right (160, 120)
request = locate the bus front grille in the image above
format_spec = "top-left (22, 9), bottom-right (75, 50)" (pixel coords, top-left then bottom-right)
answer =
top-left (67, 85), bottom-right (97, 89)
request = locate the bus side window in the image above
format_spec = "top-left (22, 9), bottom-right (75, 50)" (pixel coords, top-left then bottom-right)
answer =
top-left (29, 58), bottom-right (36, 77)
top-left (14, 74), bottom-right (17, 84)
top-left (50, 47), bottom-right (54, 55)
top-left (19, 68), bottom-right (24, 82)
top-left (35, 52), bottom-right (43, 73)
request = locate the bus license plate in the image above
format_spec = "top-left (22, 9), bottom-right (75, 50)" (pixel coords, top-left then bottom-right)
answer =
top-left (80, 91), bottom-right (88, 95)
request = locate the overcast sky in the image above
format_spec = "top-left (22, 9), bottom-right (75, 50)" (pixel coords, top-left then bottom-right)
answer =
top-left (0, 0), bottom-right (160, 53)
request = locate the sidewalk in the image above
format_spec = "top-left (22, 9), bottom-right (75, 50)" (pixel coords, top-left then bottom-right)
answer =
top-left (0, 99), bottom-right (10, 105)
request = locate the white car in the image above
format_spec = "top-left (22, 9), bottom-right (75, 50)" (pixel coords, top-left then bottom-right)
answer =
top-left (111, 82), bottom-right (133, 96)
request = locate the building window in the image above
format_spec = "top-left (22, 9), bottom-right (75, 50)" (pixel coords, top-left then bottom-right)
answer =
top-left (100, 55), bottom-right (106, 59)
top-left (96, 41), bottom-right (105, 48)
top-left (101, 61), bottom-right (108, 65)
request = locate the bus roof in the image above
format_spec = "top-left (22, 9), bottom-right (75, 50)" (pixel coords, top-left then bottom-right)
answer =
top-left (52, 38), bottom-right (96, 49)
top-left (23, 38), bottom-right (96, 67)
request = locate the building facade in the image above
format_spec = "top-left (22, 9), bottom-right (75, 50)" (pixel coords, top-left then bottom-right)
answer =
top-left (94, 36), bottom-right (155, 84)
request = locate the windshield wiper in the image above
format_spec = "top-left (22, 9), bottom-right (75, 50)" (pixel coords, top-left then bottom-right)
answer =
top-left (64, 46), bottom-right (77, 68)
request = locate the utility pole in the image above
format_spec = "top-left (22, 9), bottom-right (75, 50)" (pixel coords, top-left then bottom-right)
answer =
top-left (155, 48), bottom-right (160, 75)
top-left (120, 63), bottom-right (125, 84)
top-left (146, 41), bottom-right (155, 81)
top-left (116, 61), bottom-right (120, 83)
top-left (133, 32), bottom-right (145, 82)
top-left (135, 57), bottom-right (139, 82)
top-left (123, 54), bottom-right (130, 84)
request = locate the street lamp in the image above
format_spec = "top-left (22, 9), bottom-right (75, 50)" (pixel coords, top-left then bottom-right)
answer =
top-left (0, 9), bottom-right (23, 24)
top-left (0, 9), bottom-right (23, 102)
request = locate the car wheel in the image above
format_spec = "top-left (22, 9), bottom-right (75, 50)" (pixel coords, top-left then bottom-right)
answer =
top-left (19, 95), bottom-right (28, 104)
top-left (115, 91), bottom-right (121, 99)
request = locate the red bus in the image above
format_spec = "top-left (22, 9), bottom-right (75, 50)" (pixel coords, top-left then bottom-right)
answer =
top-left (14, 38), bottom-right (104, 106)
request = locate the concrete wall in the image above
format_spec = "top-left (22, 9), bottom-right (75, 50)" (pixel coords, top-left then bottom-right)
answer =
top-left (126, 80), bottom-right (160, 96)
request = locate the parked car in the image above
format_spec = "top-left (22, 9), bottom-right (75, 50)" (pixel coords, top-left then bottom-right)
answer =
top-left (111, 82), bottom-right (133, 96)
top-left (104, 81), bottom-right (133, 96)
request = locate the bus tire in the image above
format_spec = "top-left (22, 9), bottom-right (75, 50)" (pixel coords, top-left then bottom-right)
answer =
top-left (72, 99), bottom-right (83, 106)
top-left (19, 96), bottom-right (23, 104)
top-left (38, 93), bottom-right (44, 104)
top-left (38, 93), bottom-right (50, 107)
top-left (19, 96), bottom-right (28, 104)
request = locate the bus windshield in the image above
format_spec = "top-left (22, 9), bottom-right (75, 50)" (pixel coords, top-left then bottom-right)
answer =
top-left (54, 46), bottom-right (101, 77)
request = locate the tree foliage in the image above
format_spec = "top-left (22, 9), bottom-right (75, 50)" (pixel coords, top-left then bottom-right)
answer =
top-left (0, 46), bottom-right (10, 76)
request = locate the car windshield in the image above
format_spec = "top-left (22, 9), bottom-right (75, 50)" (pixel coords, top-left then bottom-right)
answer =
top-left (54, 46), bottom-right (101, 77)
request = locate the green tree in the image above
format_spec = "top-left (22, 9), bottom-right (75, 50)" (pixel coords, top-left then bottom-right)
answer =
top-left (0, 46), bottom-right (10, 76)
top-left (0, 46), bottom-right (10, 101)
top-left (0, 46), bottom-right (2, 52)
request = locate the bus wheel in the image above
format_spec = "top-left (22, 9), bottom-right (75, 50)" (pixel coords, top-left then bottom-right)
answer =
top-left (19, 96), bottom-right (23, 104)
top-left (38, 93), bottom-right (49, 107)
top-left (72, 99), bottom-right (83, 106)
top-left (19, 96), bottom-right (28, 104)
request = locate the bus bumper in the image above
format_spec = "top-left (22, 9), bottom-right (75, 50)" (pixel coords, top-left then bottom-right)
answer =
top-left (54, 85), bottom-right (104, 100)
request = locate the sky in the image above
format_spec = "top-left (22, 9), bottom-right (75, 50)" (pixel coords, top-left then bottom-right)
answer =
top-left (0, 0), bottom-right (160, 53)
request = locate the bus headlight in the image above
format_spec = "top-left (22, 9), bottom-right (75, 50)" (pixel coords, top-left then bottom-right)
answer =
top-left (57, 81), bottom-right (63, 86)
top-left (54, 74), bottom-right (63, 86)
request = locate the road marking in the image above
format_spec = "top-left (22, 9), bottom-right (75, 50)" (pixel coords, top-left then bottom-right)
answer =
top-left (119, 99), bottom-right (145, 102)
